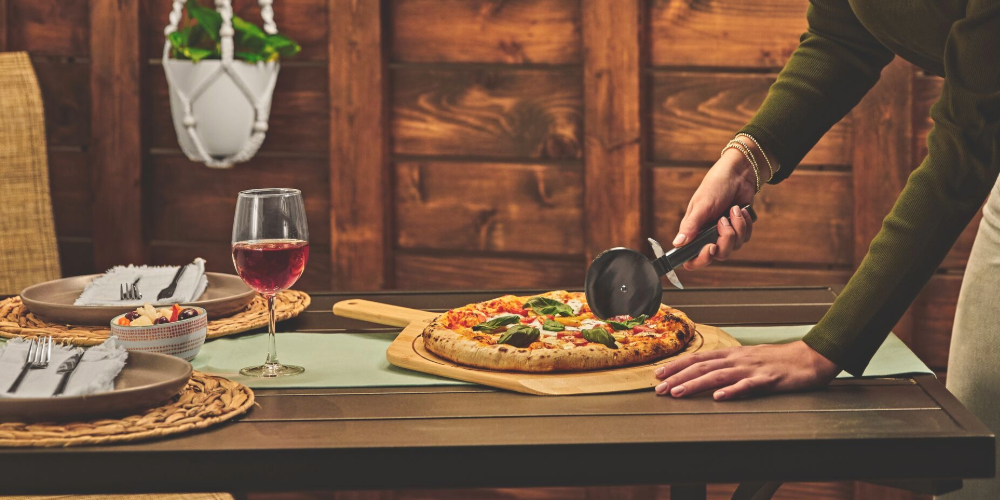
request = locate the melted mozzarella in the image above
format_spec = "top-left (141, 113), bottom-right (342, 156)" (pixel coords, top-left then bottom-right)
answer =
top-left (567, 299), bottom-right (584, 315)
top-left (580, 319), bottom-right (605, 329)
top-left (542, 337), bottom-right (574, 349)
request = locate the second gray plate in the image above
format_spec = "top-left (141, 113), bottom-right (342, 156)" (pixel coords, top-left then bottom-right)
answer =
top-left (20, 272), bottom-right (256, 325)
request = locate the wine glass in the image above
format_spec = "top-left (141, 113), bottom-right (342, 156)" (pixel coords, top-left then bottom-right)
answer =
top-left (231, 188), bottom-right (309, 377)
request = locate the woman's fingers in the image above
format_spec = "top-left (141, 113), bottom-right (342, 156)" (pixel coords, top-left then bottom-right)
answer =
top-left (714, 376), bottom-right (774, 401)
top-left (729, 206), bottom-right (748, 250)
top-left (654, 348), bottom-right (731, 380)
top-left (714, 215), bottom-right (737, 261)
top-left (654, 358), bottom-right (732, 395)
top-left (664, 368), bottom-right (747, 398)
top-left (741, 207), bottom-right (754, 243)
top-left (682, 244), bottom-right (716, 271)
top-left (674, 196), bottom-right (716, 248)
top-left (679, 205), bottom-right (754, 270)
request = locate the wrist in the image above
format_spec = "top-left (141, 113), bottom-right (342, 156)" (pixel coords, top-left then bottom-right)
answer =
top-left (796, 340), bottom-right (840, 380)
top-left (721, 148), bottom-right (759, 191)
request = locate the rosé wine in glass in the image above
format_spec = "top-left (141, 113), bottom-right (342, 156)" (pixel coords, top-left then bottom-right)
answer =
top-left (231, 188), bottom-right (309, 378)
top-left (232, 239), bottom-right (309, 295)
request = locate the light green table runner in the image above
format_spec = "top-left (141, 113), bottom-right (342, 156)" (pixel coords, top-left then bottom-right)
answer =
top-left (190, 326), bottom-right (933, 389)
top-left (191, 332), bottom-right (469, 389)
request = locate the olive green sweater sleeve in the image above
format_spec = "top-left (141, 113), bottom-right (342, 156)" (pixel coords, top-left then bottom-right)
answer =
top-left (803, 0), bottom-right (1000, 376)
top-left (738, 0), bottom-right (894, 182)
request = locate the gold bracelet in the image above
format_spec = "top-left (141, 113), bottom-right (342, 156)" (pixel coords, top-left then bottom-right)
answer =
top-left (721, 140), bottom-right (761, 193)
top-left (733, 136), bottom-right (771, 182)
top-left (735, 133), bottom-right (778, 182)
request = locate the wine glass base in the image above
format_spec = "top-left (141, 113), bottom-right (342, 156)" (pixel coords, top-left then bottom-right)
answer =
top-left (240, 362), bottom-right (305, 378)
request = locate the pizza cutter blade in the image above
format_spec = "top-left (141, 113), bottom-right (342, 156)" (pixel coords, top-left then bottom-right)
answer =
top-left (585, 205), bottom-right (758, 319)
top-left (648, 237), bottom-right (684, 290)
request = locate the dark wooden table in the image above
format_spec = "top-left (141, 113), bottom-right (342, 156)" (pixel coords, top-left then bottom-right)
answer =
top-left (0, 287), bottom-right (993, 499)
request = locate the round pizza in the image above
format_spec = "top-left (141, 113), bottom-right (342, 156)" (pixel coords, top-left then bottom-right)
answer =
top-left (423, 291), bottom-right (695, 373)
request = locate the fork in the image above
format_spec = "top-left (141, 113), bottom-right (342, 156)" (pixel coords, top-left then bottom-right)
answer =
top-left (7, 336), bottom-right (53, 394)
top-left (157, 265), bottom-right (186, 301)
top-left (120, 277), bottom-right (142, 301)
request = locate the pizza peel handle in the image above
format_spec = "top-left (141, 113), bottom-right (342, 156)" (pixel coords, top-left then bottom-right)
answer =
top-left (332, 299), bottom-right (439, 327)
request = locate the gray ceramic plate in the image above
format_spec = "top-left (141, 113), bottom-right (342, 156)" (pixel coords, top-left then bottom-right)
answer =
top-left (20, 272), bottom-right (256, 326)
top-left (1, 351), bottom-right (192, 423)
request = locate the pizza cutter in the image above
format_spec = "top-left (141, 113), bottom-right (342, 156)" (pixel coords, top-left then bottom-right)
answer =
top-left (584, 205), bottom-right (758, 320)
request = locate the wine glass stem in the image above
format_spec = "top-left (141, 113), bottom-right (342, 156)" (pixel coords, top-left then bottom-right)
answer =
top-left (266, 294), bottom-right (279, 366)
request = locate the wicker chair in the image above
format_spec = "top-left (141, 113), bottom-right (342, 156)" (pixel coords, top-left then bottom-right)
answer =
top-left (0, 52), bottom-right (61, 294)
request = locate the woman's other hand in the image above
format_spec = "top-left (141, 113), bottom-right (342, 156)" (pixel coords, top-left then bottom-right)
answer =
top-left (653, 341), bottom-right (841, 400)
top-left (674, 147), bottom-right (759, 270)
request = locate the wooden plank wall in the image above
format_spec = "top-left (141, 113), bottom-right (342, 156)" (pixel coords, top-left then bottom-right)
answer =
top-left (389, 0), bottom-right (586, 289)
top-left (1, 1), bottom-right (976, 499)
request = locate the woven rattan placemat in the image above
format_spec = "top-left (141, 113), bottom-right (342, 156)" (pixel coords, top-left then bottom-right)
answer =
top-left (0, 290), bottom-right (311, 346)
top-left (0, 371), bottom-right (254, 448)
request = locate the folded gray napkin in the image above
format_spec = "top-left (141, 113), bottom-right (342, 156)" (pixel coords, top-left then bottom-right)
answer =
top-left (74, 258), bottom-right (208, 307)
top-left (0, 338), bottom-right (128, 398)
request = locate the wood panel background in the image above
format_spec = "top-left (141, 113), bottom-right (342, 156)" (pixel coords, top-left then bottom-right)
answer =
top-left (0, 1), bottom-right (971, 499)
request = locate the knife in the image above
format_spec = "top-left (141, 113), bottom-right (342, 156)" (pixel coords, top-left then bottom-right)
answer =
top-left (157, 265), bottom-right (187, 301)
top-left (52, 349), bottom-right (84, 396)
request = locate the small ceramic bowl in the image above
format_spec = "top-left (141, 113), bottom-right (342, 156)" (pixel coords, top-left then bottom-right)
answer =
top-left (110, 307), bottom-right (207, 361)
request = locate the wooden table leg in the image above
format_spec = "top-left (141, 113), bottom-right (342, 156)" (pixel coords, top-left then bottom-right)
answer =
top-left (670, 484), bottom-right (707, 500)
top-left (731, 482), bottom-right (783, 500)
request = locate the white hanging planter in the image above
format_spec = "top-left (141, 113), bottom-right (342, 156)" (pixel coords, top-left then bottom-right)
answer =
top-left (166, 59), bottom-right (278, 163)
top-left (162, 0), bottom-right (280, 168)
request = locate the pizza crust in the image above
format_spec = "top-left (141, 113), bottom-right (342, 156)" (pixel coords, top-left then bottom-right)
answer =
top-left (422, 306), bottom-right (694, 373)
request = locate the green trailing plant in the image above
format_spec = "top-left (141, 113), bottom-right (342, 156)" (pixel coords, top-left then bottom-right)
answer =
top-left (168, 0), bottom-right (301, 63)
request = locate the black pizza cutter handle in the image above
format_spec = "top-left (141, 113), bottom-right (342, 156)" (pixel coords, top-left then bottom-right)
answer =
top-left (651, 205), bottom-right (758, 275)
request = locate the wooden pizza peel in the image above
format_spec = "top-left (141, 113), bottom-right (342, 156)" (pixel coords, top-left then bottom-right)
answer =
top-left (333, 299), bottom-right (740, 396)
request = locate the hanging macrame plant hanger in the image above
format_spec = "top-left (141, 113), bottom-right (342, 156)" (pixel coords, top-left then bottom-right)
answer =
top-left (162, 0), bottom-right (280, 168)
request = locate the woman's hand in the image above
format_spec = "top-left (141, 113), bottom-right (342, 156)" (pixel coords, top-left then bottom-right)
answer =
top-left (653, 341), bottom-right (840, 400)
top-left (674, 148), bottom-right (759, 270)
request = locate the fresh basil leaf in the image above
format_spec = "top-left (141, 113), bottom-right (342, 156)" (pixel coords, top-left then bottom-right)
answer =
top-left (498, 325), bottom-right (539, 347)
top-left (524, 296), bottom-right (573, 317)
top-left (607, 314), bottom-right (649, 331)
top-left (472, 315), bottom-right (520, 333)
top-left (581, 327), bottom-right (618, 349)
top-left (186, 0), bottom-right (222, 43)
top-left (542, 319), bottom-right (565, 332)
